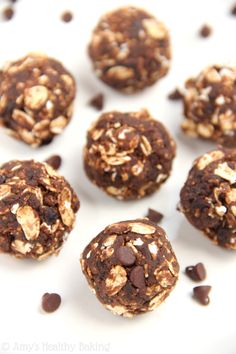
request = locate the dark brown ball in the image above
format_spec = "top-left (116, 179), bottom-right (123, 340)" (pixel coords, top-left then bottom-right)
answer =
top-left (182, 65), bottom-right (236, 147)
top-left (88, 6), bottom-right (171, 93)
top-left (180, 148), bottom-right (236, 249)
top-left (81, 218), bottom-right (179, 317)
top-left (83, 109), bottom-right (176, 200)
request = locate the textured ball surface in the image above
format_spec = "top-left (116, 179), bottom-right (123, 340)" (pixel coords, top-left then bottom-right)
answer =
top-left (81, 219), bottom-right (179, 317)
top-left (84, 109), bottom-right (176, 200)
top-left (89, 6), bottom-right (171, 93)
top-left (182, 65), bottom-right (236, 146)
top-left (0, 160), bottom-right (80, 259)
top-left (180, 148), bottom-right (236, 249)
top-left (0, 53), bottom-right (76, 147)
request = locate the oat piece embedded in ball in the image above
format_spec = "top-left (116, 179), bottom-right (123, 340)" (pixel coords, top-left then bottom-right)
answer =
top-left (0, 53), bottom-right (76, 147)
top-left (179, 148), bottom-right (236, 249)
top-left (81, 219), bottom-right (179, 317)
top-left (83, 109), bottom-right (176, 200)
top-left (88, 6), bottom-right (171, 93)
top-left (0, 160), bottom-right (80, 260)
top-left (181, 65), bottom-right (236, 146)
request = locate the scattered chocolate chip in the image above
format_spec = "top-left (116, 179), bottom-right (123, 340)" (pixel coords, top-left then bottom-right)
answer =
top-left (42, 293), bottom-right (61, 313)
top-left (185, 263), bottom-right (206, 281)
top-left (146, 208), bottom-right (163, 223)
top-left (231, 4), bottom-right (236, 15)
top-left (43, 207), bottom-right (59, 225)
top-left (61, 11), bottom-right (73, 23)
top-left (9, 0), bottom-right (17, 3)
top-left (199, 24), bottom-right (212, 38)
top-left (193, 286), bottom-right (211, 306)
top-left (116, 246), bottom-right (136, 266)
top-left (0, 175), bottom-right (6, 184)
top-left (45, 155), bottom-right (62, 170)
top-left (89, 93), bottom-right (104, 111)
top-left (129, 266), bottom-right (146, 288)
top-left (168, 88), bottom-right (183, 100)
top-left (2, 7), bottom-right (14, 20)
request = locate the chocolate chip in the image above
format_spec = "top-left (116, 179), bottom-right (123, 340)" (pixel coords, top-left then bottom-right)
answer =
top-left (193, 286), bottom-right (211, 305)
top-left (130, 266), bottom-right (146, 288)
top-left (61, 11), bottom-right (73, 23)
top-left (146, 208), bottom-right (163, 223)
top-left (168, 88), bottom-right (183, 100)
top-left (45, 155), bottom-right (62, 170)
top-left (199, 24), bottom-right (212, 38)
top-left (89, 93), bottom-right (104, 111)
top-left (185, 262), bottom-right (206, 281)
top-left (116, 246), bottom-right (136, 266)
top-left (231, 4), bottom-right (236, 15)
top-left (43, 207), bottom-right (59, 225)
top-left (2, 7), bottom-right (14, 20)
top-left (0, 175), bottom-right (6, 184)
top-left (42, 293), bottom-right (61, 313)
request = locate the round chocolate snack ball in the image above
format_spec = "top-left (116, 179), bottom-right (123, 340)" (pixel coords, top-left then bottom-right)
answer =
top-left (0, 53), bottom-right (76, 147)
top-left (88, 6), bottom-right (171, 93)
top-left (182, 65), bottom-right (236, 146)
top-left (81, 219), bottom-right (179, 317)
top-left (0, 160), bottom-right (80, 260)
top-left (83, 109), bottom-right (176, 200)
top-left (180, 148), bottom-right (236, 249)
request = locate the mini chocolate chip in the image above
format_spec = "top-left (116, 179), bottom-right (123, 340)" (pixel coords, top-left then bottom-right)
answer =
top-left (185, 263), bottom-right (206, 281)
top-left (116, 246), bottom-right (136, 266)
top-left (0, 175), bottom-right (6, 184)
top-left (146, 208), bottom-right (163, 223)
top-left (43, 207), bottom-right (59, 225)
top-left (2, 7), bottom-right (14, 20)
top-left (89, 93), bottom-right (104, 111)
top-left (61, 11), bottom-right (73, 23)
top-left (199, 24), bottom-right (212, 38)
top-left (168, 88), bottom-right (183, 100)
top-left (130, 266), bottom-right (146, 288)
top-left (193, 286), bottom-right (211, 305)
top-left (45, 155), bottom-right (62, 170)
top-left (231, 4), bottom-right (236, 15)
top-left (42, 293), bottom-right (61, 313)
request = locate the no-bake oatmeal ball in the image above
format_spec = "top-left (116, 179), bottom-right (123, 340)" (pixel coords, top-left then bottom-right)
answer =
top-left (88, 6), bottom-right (171, 93)
top-left (83, 109), bottom-right (176, 200)
top-left (182, 65), bottom-right (236, 146)
top-left (81, 218), bottom-right (179, 317)
top-left (0, 53), bottom-right (76, 147)
top-left (0, 160), bottom-right (80, 260)
top-left (180, 148), bottom-right (236, 249)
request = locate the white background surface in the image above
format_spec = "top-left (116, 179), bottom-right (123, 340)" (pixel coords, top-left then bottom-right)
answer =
top-left (0, 0), bottom-right (236, 353)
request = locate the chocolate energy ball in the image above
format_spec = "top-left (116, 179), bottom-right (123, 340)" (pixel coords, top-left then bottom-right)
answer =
top-left (180, 148), bottom-right (236, 249)
top-left (0, 53), bottom-right (76, 147)
top-left (88, 6), bottom-right (171, 93)
top-left (182, 65), bottom-right (236, 146)
top-left (0, 160), bottom-right (80, 260)
top-left (81, 219), bottom-right (179, 317)
top-left (83, 109), bottom-right (176, 200)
